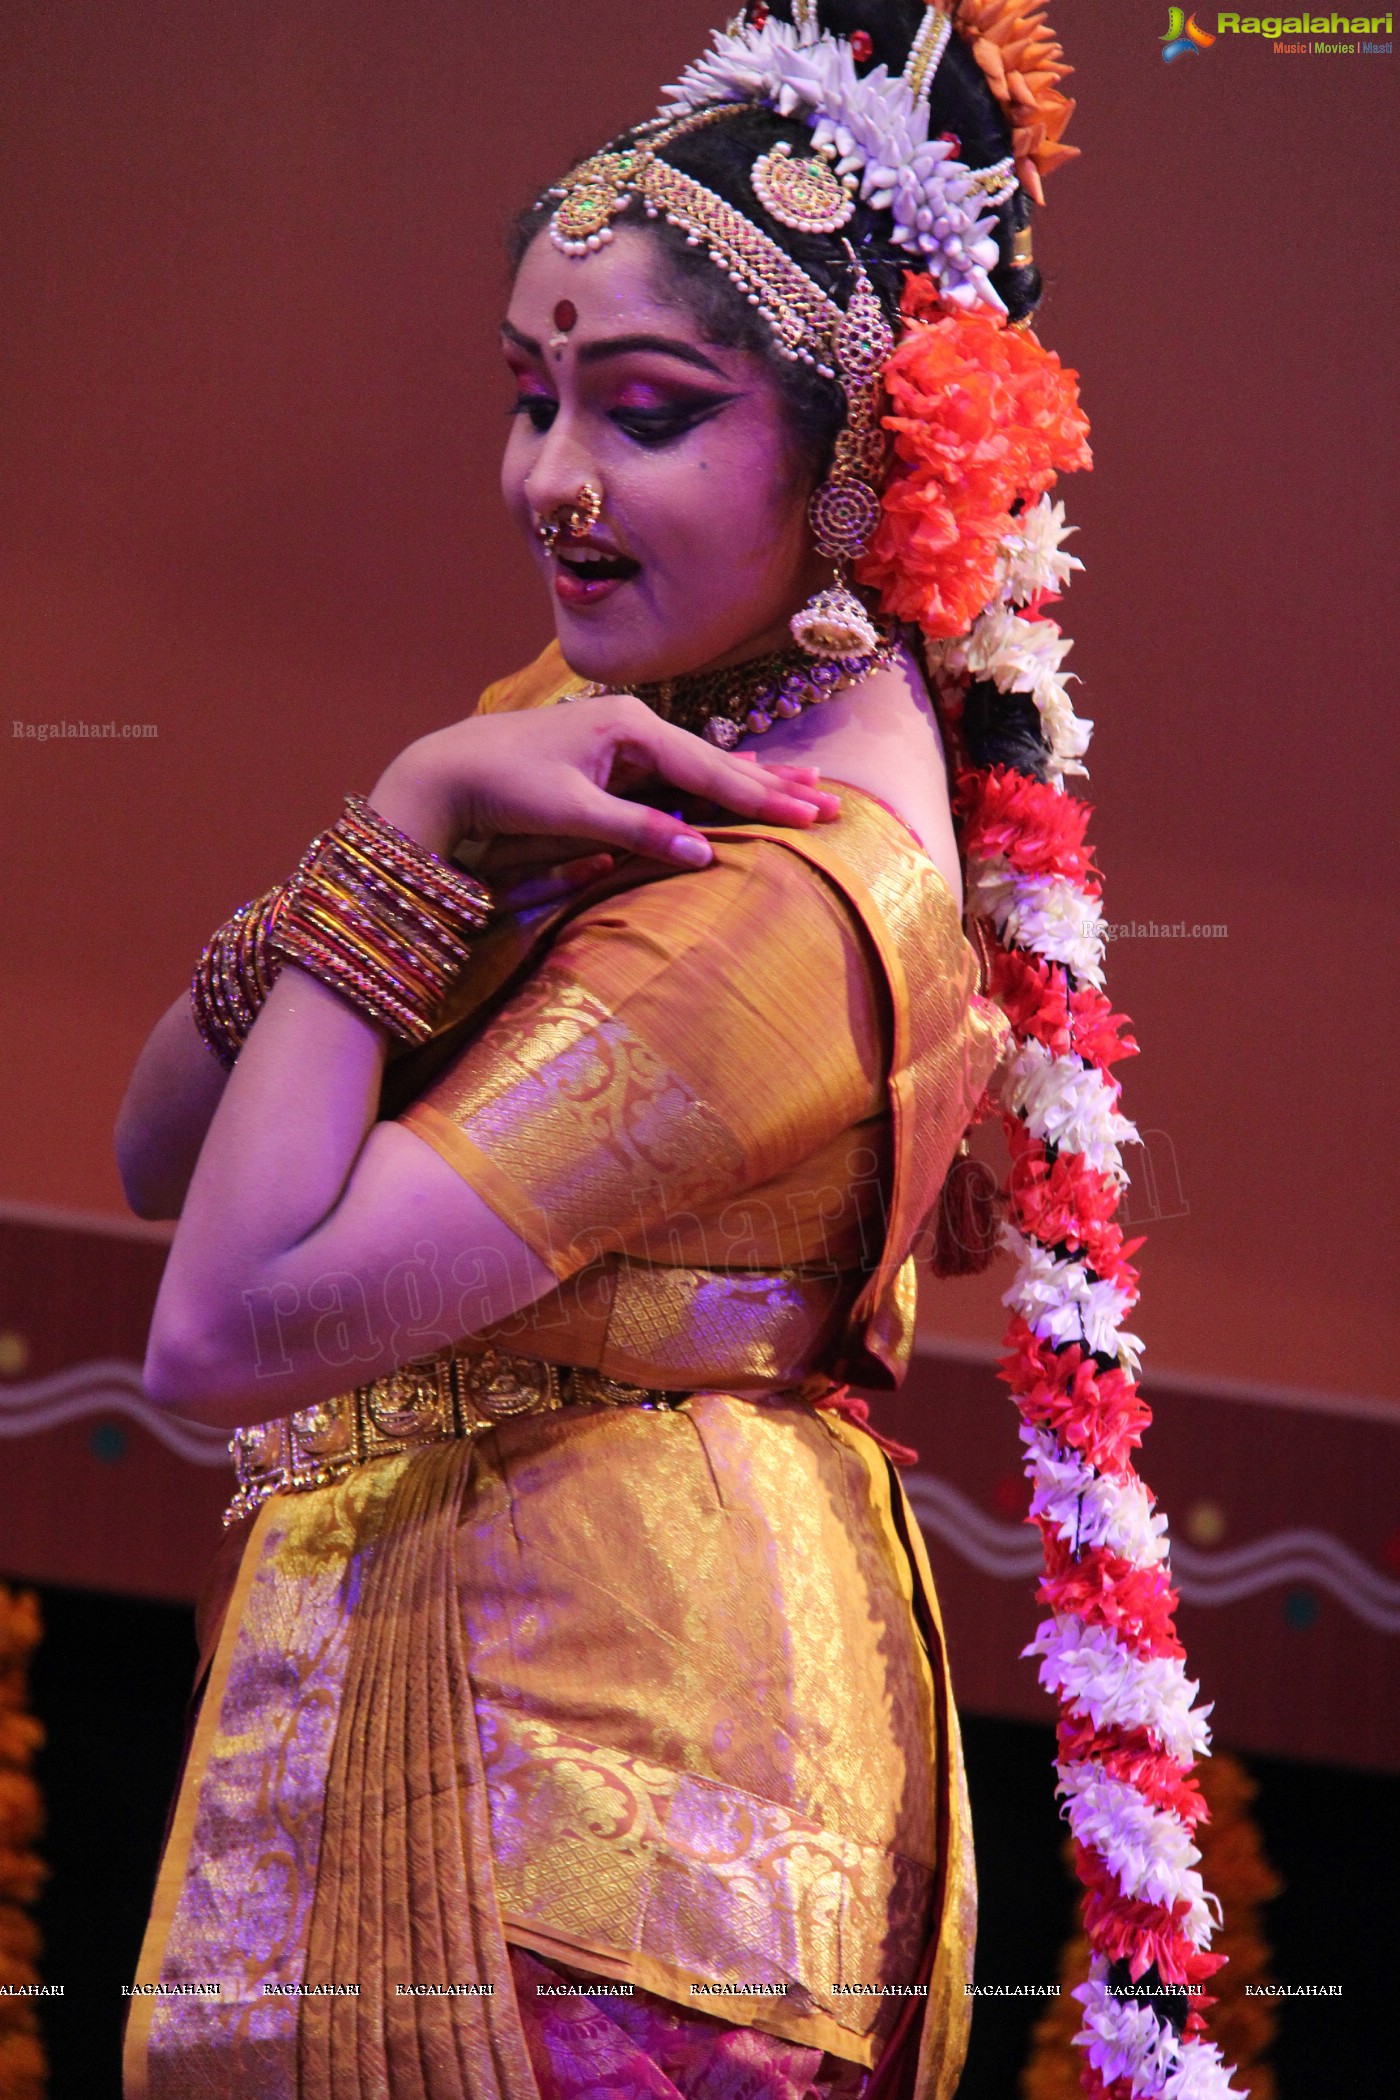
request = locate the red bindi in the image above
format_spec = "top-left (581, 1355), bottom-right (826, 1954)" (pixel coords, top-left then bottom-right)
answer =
top-left (552, 299), bottom-right (578, 334)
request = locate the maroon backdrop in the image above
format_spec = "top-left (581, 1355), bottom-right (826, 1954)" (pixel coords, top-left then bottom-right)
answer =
top-left (1, 11), bottom-right (1396, 1394)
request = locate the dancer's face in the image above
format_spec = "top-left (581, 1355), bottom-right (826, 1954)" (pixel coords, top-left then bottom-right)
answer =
top-left (501, 226), bottom-right (827, 688)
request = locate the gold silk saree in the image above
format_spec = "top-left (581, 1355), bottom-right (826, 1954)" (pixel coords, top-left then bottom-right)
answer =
top-left (125, 645), bottom-right (1009, 2100)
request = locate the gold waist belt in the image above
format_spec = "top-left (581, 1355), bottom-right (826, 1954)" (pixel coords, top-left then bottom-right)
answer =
top-left (226, 1346), bottom-right (693, 1526)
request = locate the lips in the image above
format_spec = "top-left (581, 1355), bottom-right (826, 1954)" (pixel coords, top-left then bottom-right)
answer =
top-left (552, 538), bottom-right (640, 609)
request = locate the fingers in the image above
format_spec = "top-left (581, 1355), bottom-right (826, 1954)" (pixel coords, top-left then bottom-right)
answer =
top-left (734, 756), bottom-right (824, 783)
top-left (446, 696), bottom-right (847, 876)
top-left (660, 739), bottom-right (843, 828)
top-left (596, 701), bottom-right (842, 827)
top-left (553, 776), bottom-right (715, 868)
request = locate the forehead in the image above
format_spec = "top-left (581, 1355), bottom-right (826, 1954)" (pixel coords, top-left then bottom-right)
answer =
top-left (506, 225), bottom-right (708, 342)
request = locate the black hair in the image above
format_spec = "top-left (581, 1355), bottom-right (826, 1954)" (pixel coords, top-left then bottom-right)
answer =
top-left (509, 0), bottom-right (1050, 775)
top-left (511, 4), bottom-right (1040, 448)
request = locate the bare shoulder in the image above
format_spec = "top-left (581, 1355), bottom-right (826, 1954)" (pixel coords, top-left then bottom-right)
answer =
top-left (735, 643), bottom-right (964, 909)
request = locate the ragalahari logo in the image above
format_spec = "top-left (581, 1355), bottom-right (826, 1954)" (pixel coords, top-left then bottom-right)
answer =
top-left (1162, 7), bottom-right (1218, 55)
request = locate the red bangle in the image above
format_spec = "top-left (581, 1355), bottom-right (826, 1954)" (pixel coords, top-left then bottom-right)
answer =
top-left (190, 886), bottom-right (287, 1070)
top-left (269, 797), bottom-right (492, 1043)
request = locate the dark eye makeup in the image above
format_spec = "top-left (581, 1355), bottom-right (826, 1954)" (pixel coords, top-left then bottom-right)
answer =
top-left (505, 387), bottom-right (740, 449)
top-left (609, 394), bottom-right (738, 447)
top-left (507, 396), bottom-right (558, 435)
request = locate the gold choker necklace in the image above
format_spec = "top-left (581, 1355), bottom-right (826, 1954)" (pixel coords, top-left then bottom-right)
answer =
top-left (617, 626), bottom-right (898, 749)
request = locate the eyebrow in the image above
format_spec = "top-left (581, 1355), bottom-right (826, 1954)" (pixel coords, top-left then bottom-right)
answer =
top-left (500, 321), bottom-right (727, 377)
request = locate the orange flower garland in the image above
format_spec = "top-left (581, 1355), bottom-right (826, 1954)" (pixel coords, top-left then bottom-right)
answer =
top-left (856, 276), bottom-right (1091, 642)
top-left (0, 1585), bottom-right (45, 2100)
top-left (951, 0), bottom-right (1079, 205)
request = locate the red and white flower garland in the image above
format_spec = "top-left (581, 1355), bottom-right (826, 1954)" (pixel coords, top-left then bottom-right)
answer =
top-left (933, 495), bottom-right (1244, 2099)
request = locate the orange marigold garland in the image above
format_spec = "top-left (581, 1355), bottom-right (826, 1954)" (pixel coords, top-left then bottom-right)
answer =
top-left (856, 279), bottom-right (1091, 642)
top-left (952, 0), bottom-right (1079, 204)
top-left (0, 1585), bottom-right (46, 2100)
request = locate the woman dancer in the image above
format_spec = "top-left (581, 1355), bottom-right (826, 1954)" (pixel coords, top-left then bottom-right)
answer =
top-left (118, 7), bottom-right (1235, 2098)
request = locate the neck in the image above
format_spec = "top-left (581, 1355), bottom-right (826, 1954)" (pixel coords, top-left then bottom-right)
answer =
top-left (701, 612), bottom-right (811, 673)
top-left (624, 624), bottom-right (897, 750)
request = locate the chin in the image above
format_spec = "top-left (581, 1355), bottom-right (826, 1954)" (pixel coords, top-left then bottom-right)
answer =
top-left (552, 606), bottom-right (684, 691)
top-left (553, 599), bottom-right (769, 691)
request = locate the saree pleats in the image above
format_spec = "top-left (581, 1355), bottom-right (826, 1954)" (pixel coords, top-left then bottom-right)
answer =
top-left (124, 1458), bottom-right (413, 2099)
top-left (299, 1440), bottom-right (540, 2100)
top-left (127, 1404), bottom-right (972, 2097)
top-left (457, 1397), bottom-right (944, 2069)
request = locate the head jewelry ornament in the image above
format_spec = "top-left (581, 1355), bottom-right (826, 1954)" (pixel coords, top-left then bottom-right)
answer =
top-left (749, 140), bottom-right (856, 234)
top-left (545, 106), bottom-right (887, 654)
top-left (660, 12), bottom-right (1004, 311)
top-left (538, 5), bottom-right (1075, 657)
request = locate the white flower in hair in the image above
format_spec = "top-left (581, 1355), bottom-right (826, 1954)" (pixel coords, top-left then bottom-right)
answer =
top-left (1000, 1038), bottom-right (1139, 1175)
top-left (661, 17), bottom-right (1005, 311)
top-left (1160, 2038), bottom-right (1245, 2100)
top-left (953, 605), bottom-right (1093, 778)
top-left (1000, 1232), bottom-right (1139, 1360)
top-left (1036, 680), bottom-right (1094, 782)
top-left (961, 603), bottom-right (1072, 691)
top-left (1075, 1980), bottom-right (1241, 2099)
top-left (1019, 1426), bottom-right (1168, 1565)
top-left (999, 495), bottom-right (1083, 606)
top-left (1056, 1766), bottom-right (1217, 1942)
top-left (1076, 1984), bottom-right (1184, 2092)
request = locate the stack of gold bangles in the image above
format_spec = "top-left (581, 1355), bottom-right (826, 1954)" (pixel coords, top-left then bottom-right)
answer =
top-left (191, 794), bottom-right (491, 1062)
top-left (190, 886), bottom-right (287, 1070)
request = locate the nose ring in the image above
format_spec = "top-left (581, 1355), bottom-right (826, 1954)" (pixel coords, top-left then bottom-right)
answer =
top-left (535, 481), bottom-right (603, 553)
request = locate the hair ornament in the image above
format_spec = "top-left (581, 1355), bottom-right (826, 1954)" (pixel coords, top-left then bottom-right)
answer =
top-left (546, 124), bottom-right (844, 376)
top-left (963, 153), bottom-right (1018, 207)
top-left (750, 140), bottom-right (857, 233)
top-left (548, 151), bottom-right (637, 254)
top-left (660, 15), bottom-right (1005, 311)
top-left (857, 279), bottom-right (1090, 646)
top-left (903, 5), bottom-right (954, 104)
top-left (952, 0), bottom-right (1078, 205)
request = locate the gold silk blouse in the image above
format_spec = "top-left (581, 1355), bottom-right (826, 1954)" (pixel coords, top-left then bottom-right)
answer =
top-left (396, 640), bottom-right (1009, 1393)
